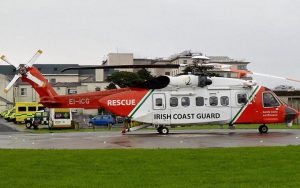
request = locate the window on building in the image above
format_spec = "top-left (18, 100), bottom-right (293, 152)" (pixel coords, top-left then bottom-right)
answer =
top-left (28, 106), bottom-right (36, 111)
top-left (220, 96), bottom-right (229, 106)
top-left (20, 88), bottom-right (27, 96)
top-left (165, 72), bottom-right (170, 75)
top-left (237, 65), bottom-right (247, 70)
top-left (50, 78), bottom-right (56, 84)
top-left (196, 97), bottom-right (204, 106)
top-left (18, 107), bottom-right (26, 112)
top-left (68, 89), bottom-right (77, 94)
top-left (156, 98), bottom-right (163, 106)
top-left (170, 97), bottom-right (178, 107)
top-left (95, 87), bottom-right (101, 91)
top-left (183, 60), bottom-right (187, 64)
top-left (237, 94), bottom-right (247, 105)
top-left (209, 96), bottom-right (218, 106)
top-left (181, 97), bottom-right (190, 107)
top-left (263, 92), bottom-right (280, 107)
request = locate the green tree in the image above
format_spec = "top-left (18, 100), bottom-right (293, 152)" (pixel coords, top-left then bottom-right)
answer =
top-left (137, 68), bottom-right (154, 81)
top-left (106, 71), bottom-right (144, 88)
top-left (105, 83), bottom-right (117, 90)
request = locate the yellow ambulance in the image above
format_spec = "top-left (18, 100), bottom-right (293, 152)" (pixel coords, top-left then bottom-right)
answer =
top-left (15, 102), bottom-right (45, 123)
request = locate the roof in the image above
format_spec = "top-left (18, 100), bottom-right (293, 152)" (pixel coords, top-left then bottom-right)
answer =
top-left (53, 82), bottom-right (82, 87)
top-left (274, 90), bottom-right (300, 97)
top-left (0, 64), bottom-right (96, 75)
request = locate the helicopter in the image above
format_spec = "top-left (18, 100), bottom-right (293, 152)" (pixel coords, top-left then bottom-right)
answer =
top-left (1, 50), bottom-right (299, 134)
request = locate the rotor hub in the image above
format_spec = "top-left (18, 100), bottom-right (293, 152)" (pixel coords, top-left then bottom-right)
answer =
top-left (18, 65), bottom-right (27, 75)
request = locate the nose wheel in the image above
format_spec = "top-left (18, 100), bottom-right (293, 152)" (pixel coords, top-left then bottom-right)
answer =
top-left (258, 124), bottom-right (268, 134)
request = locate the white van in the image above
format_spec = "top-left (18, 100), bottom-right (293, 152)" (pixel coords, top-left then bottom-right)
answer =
top-left (48, 108), bottom-right (72, 129)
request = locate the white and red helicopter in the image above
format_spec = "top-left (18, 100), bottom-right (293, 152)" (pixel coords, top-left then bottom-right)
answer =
top-left (1, 50), bottom-right (299, 134)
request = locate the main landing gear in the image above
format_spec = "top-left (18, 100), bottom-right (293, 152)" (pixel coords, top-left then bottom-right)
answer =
top-left (157, 126), bottom-right (169, 135)
top-left (258, 124), bottom-right (268, 134)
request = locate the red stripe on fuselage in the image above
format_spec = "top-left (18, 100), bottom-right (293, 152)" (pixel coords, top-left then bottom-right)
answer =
top-left (99, 88), bottom-right (149, 117)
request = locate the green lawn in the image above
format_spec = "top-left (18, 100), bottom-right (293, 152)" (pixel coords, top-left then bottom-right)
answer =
top-left (1, 147), bottom-right (300, 187)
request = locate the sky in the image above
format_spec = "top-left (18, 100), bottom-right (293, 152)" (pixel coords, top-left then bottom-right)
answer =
top-left (0, 0), bottom-right (300, 88)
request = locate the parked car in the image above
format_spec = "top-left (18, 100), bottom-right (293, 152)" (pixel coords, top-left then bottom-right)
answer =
top-left (25, 111), bottom-right (49, 129)
top-left (89, 115), bottom-right (116, 127)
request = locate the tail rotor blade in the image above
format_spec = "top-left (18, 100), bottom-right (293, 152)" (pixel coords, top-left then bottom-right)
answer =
top-left (26, 72), bottom-right (44, 87)
top-left (25, 49), bottom-right (43, 67)
top-left (4, 74), bottom-right (21, 93)
top-left (0, 55), bottom-right (17, 68)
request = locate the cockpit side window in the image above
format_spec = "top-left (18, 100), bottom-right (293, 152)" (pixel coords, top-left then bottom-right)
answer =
top-left (263, 92), bottom-right (280, 107)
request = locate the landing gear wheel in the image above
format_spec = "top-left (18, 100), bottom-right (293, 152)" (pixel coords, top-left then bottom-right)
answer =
top-left (258, 124), bottom-right (268, 134)
top-left (25, 122), bottom-right (32, 129)
top-left (160, 127), bottom-right (169, 135)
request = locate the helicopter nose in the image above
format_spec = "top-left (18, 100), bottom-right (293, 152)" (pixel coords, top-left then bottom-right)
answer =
top-left (285, 107), bottom-right (300, 123)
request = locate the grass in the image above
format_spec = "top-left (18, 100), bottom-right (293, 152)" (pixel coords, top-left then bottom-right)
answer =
top-left (1, 147), bottom-right (300, 187)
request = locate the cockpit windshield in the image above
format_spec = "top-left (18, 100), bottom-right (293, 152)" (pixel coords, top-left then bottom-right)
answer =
top-left (263, 92), bottom-right (280, 107)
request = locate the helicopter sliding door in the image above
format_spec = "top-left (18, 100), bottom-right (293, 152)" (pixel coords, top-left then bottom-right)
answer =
top-left (206, 90), bottom-right (232, 124)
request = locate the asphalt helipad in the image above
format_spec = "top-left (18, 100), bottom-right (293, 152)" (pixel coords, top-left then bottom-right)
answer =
top-left (0, 129), bottom-right (300, 149)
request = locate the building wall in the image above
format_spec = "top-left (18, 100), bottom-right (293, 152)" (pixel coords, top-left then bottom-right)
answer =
top-left (45, 75), bottom-right (79, 83)
top-left (81, 82), bottom-right (109, 92)
top-left (0, 74), bottom-right (14, 107)
top-left (107, 53), bottom-right (134, 72)
top-left (15, 85), bottom-right (39, 102)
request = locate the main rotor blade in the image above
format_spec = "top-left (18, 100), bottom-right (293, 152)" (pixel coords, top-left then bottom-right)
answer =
top-left (61, 64), bottom-right (180, 72)
top-left (0, 55), bottom-right (17, 68)
top-left (252, 72), bottom-right (300, 83)
top-left (26, 49), bottom-right (43, 67)
top-left (26, 72), bottom-right (44, 87)
top-left (4, 74), bottom-right (21, 93)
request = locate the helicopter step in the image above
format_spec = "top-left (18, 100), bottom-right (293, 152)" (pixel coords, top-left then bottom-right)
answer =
top-left (122, 124), bottom-right (152, 133)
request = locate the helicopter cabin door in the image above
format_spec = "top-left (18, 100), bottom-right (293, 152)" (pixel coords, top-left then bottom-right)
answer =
top-left (207, 90), bottom-right (232, 124)
top-left (152, 93), bottom-right (171, 125)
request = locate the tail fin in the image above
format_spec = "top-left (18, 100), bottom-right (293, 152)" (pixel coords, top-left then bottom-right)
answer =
top-left (21, 66), bottom-right (58, 99)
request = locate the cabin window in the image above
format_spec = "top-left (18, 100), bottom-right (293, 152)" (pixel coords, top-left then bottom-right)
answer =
top-left (237, 94), bottom-right (247, 105)
top-left (28, 106), bottom-right (36, 111)
top-left (196, 97), bottom-right (204, 106)
top-left (181, 97), bottom-right (190, 107)
top-left (170, 97), bottom-right (178, 107)
top-left (263, 92), bottom-right (280, 107)
top-left (18, 107), bottom-right (26, 112)
top-left (209, 96), bottom-right (218, 106)
top-left (156, 98), bottom-right (163, 107)
top-left (221, 96), bottom-right (229, 106)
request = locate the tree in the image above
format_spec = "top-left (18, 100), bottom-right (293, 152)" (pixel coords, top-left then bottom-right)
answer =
top-left (106, 71), bottom-right (144, 88)
top-left (105, 83), bottom-right (117, 90)
top-left (137, 68), bottom-right (154, 81)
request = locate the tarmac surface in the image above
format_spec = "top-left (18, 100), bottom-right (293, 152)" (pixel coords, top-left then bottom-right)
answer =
top-left (1, 128), bottom-right (300, 149)
top-left (1, 118), bottom-right (300, 149)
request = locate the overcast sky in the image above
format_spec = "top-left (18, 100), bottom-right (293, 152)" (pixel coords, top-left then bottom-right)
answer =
top-left (1, 0), bottom-right (300, 88)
